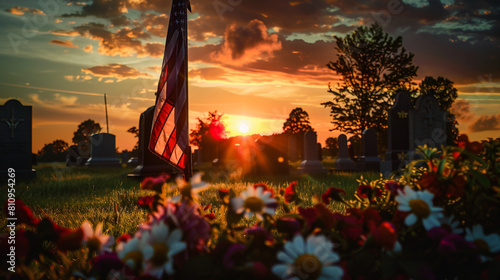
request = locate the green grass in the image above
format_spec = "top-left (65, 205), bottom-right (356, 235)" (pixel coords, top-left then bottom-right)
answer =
top-left (0, 162), bottom-right (378, 238)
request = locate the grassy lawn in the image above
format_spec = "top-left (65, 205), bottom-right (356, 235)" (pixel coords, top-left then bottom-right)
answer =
top-left (0, 162), bottom-right (378, 238)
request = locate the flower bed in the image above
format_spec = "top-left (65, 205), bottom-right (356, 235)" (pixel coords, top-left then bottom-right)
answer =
top-left (1, 135), bottom-right (499, 280)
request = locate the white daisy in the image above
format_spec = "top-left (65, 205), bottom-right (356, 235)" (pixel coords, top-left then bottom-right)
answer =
top-left (141, 222), bottom-right (186, 277)
top-left (116, 236), bottom-right (146, 271)
top-left (81, 220), bottom-right (114, 254)
top-left (465, 224), bottom-right (500, 262)
top-left (231, 185), bottom-right (277, 220)
top-left (439, 215), bottom-right (464, 234)
top-left (272, 235), bottom-right (343, 280)
top-left (395, 185), bottom-right (443, 230)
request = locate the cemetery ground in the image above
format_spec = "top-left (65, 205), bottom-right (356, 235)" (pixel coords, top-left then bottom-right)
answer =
top-left (0, 160), bottom-right (379, 237)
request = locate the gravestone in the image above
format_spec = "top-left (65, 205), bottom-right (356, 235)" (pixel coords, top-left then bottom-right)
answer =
top-left (85, 133), bottom-right (121, 167)
top-left (381, 92), bottom-right (412, 176)
top-left (128, 106), bottom-right (177, 179)
top-left (299, 130), bottom-right (326, 175)
top-left (287, 133), bottom-right (298, 161)
top-left (410, 95), bottom-right (447, 150)
top-left (193, 149), bottom-right (202, 166)
top-left (334, 134), bottom-right (356, 171)
top-left (348, 135), bottom-right (362, 161)
top-left (0, 99), bottom-right (36, 180)
top-left (357, 128), bottom-right (381, 172)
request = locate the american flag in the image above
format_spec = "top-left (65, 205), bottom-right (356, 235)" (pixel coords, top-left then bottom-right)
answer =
top-left (149, 0), bottom-right (191, 175)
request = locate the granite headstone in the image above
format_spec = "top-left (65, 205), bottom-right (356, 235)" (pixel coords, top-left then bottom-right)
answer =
top-left (334, 134), bottom-right (356, 171)
top-left (0, 99), bottom-right (36, 180)
top-left (381, 92), bottom-right (412, 176)
top-left (128, 106), bottom-right (177, 179)
top-left (357, 128), bottom-right (381, 172)
top-left (410, 95), bottom-right (447, 150)
top-left (299, 130), bottom-right (326, 174)
top-left (85, 133), bottom-right (121, 167)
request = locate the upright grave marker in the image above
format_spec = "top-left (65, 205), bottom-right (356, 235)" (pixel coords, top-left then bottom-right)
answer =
top-left (410, 95), bottom-right (447, 150)
top-left (357, 128), bottom-right (381, 171)
top-left (381, 92), bottom-right (412, 175)
top-left (334, 134), bottom-right (356, 171)
top-left (85, 133), bottom-right (121, 167)
top-left (0, 99), bottom-right (36, 180)
top-left (299, 130), bottom-right (326, 174)
top-left (128, 106), bottom-right (176, 178)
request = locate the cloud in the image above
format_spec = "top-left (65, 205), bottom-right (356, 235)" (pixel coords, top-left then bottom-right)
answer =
top-left (6, 6), bottom-right (45, 15)
top-left (469, 113), bottom-right (500, 132)
top-left (83, 44), bottom-right (93, 53)
top-left (64, 0), bottom-right (130, 26)
top-left (82, 63), bottom-right (152, 80)
top-left (212, 19), bottom-right (282, 65)
top-left (72, 23), bottom-right (163, 57)
top-left (51, 30), bottom-right (80, 36)
top-left (451, 99), bottom-right (474, 122)
top-left (50, 39), bottom-right (78, 48)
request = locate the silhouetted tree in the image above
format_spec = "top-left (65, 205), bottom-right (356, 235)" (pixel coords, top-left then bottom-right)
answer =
top-left (414, 76), bottom-right (459, 145)
top-left (324, 137), bottom-right (338, 157)
top-left (72, 119), bottom-right (101, 154)
top-left (127, 126), bottom-right (139, 153)
top-left (72, 119), bottom-right (101, 144)
top-left (322, 23), bottom-right (418, 138)
top-left (283, 107), bottom-right (314, 134)
top-left (38, 139), bottom-right (68, 162)
top-left (190, 111), bottom-right (226, 161)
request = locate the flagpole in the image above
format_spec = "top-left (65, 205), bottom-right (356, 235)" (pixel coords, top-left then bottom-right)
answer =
top-left (184, 0), bottom-right (192, 181)
top-left (104, 93), bottom-right (109, 134)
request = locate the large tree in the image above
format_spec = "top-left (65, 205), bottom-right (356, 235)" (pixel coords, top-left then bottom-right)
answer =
top-left (72, 119), bottom-right (101, 154)
top-left (38, 139), bottom-right (69, 162)
top-left (414, 76), bottom-right (459, 145)
top-left (72, 119), bottom-right (102, 145)
top-left (190, 111), bottom-right (226, 147)
top-left (127, 126), bottom-right (139, 153)
top-left (322, 23), bottom-right (418, 137)
top-left (282, 107), bottom-right (314, 134)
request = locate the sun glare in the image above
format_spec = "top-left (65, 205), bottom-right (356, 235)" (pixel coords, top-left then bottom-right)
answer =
top-left (239, 123), bottom-right (250, 134)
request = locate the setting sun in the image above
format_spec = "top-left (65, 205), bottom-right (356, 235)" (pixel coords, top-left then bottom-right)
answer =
top-left (239, 123), bottom-right (250, 134)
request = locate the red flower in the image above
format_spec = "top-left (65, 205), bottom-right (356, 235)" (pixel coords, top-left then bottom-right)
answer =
top-left (3, 199), bottom-right (40, 227)
top-left (418, 172), bottom-right (441, 196)
top-left (284, 182), bottom-right (298, 203)
top-left (56, 227), bottom-right (84, 251)
top-left (384, 181), bottom-right (401, 195)
top-left (140, 173), bottom-right (169, 192)
top-left (298, 207), bottom-right (318, 228)
top-left (321, 187), bottom-right (346, 204)
top-left (137, 196), bottom-right (154, 209)
top-left (116, 233), bottom-right (131, 244)
top-left (371, 222), bottom-right (398, 251)
top-left (357, 185), bottom-right (373, 198)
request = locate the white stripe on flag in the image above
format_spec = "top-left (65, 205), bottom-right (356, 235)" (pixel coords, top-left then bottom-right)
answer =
top-left (170, 143), bottom-right (184, 165)
top-left (154, 108), bottom-right (176, 155)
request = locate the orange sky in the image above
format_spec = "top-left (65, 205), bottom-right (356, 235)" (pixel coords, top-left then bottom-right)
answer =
top-left (0, 0), bottom-right (499, 154)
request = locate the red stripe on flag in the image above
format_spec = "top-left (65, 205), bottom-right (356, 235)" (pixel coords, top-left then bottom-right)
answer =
top-left (150, 102), bottom-right (173, 149)
top-left (163, 128), bottom-right (177, 159)
top-left (177, 153), bottom-right (187, 169)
